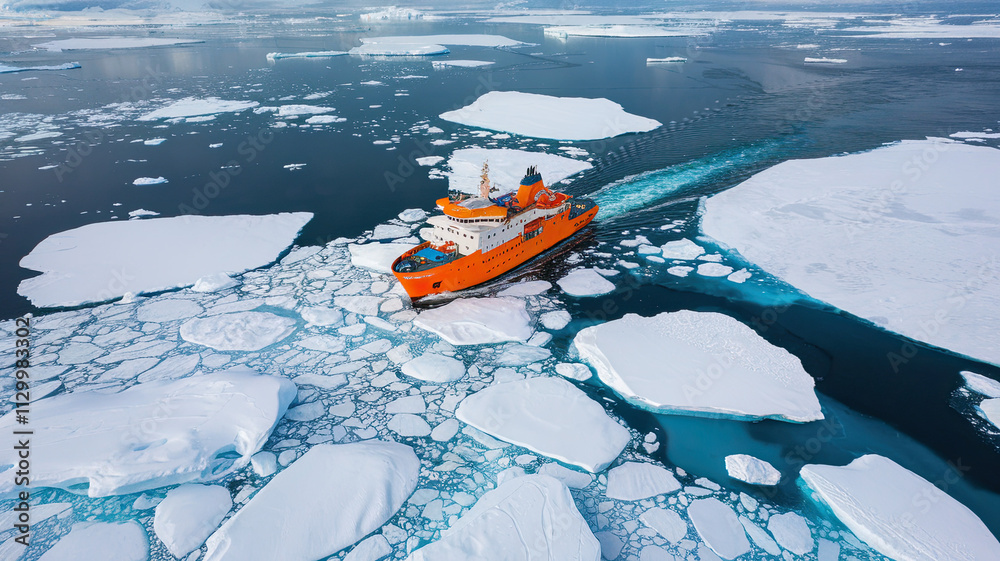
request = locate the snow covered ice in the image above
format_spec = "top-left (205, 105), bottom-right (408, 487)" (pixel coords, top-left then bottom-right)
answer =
top-left (703, 140), bottom-right (1000, 366)
top-left (0, 371), bottom-right (295, 497)
top-left (687, 498), bottom-right (751, 560)
top-left (800, 454), bottom-right (1000, 560)
top-left (414, 297), bottom-right (533, 345)
top-left (204, 442), bottom-right (419, 561)
top-left (574, 310), bottom-right (823, 422)
top-left (724, 454), bottom-right (781, 485)
top-left (37, 521), bottom-right (148, 561)
top-left (456, 377), bottom-right (630, 472)
top-left (557, 268), bottom-right (616, 297)
top-left (18, 212), bottom-right (312, 307)
top-left (441, 147), bottom-right (591, 195)
top-left (180, 311), bottom-right (297, 351)
top-left (153, 484), bottom-right (232, 558)
top-left (137, 97), bottom-right (259, 121)
top-left (605, 462), bottom-right (681, 500)
top-left (440, 91), bottom-right (661, 140)
top-left (407, 475), bottom-right (600, 560)
top-left (401, 352), bottom-right (466, 383)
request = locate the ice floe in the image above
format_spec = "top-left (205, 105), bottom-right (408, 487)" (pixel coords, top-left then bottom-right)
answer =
top-left (804, 57), bottom-right (847, 63)
top-left (407, 475), bottom-right (600, 560)
top-left (639, 508), bottom-right (687, 543)
top-left (442, 147), bottom-right (591, 195)
top-left (962, 371), bottom-right (1000, 398)
top-left (401, 353), bottom-right (466, 383)
top-left (606, 462), bottom-right (681, 500)
top-left (546, 25), bottom-right (703, 38)
top-left (137, 97), bottom-right (259, 121)
top-left (37, 521), bottom-right (148, 561)
top-left (977, 398), bottom-right (1000, 429)
top-left (33, 37), bottom-right (202, 51)
top-left (266, 50), bottom-right (347, 60)
top-left (557, 268), bottom-right (616, 297)
top-left (432, 59), bottom-right (493, 68)
top-left (687, 498), bottom-right (751, 560)
top-left (414, 297), bottom-right (533, 345)
top-left (18, 212), bottom-right (312, 307)
top-left (153, 484), bottom-right (232, 558)
top-left (702, 140), bottom-right (1000, 366)
top-left (349, 242), bottom-right (413, 273)
top-left (180, 311), bottom-right (297, 350)
top-left (204, 441), bottom-right (419, 561)
top-left (800, 454), bottom-right (1000, 560)
top-left (767, 512), bottom-right (813, 555)
top-left (456, 377), bottom-right (630, 472)
top-left (573, 310), bottom-right (823, 422)
top-left (0, 371), bottom-right (295, 497)
top-left (659, 238), bottom-right (704, 260)
top-left (131, 176), bottom-right (167, 186)
top-left (0, 61), bottom-right (81, 73)
top-left (439, 91), bottom-right (661, 140)
top-left (724, 454), bottom-right (781, 485)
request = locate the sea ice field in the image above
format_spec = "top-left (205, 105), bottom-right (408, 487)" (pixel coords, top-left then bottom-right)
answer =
top-left (1, 2), bottom-right (1000, 560)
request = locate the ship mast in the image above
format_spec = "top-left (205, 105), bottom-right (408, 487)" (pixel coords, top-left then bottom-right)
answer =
top-left (479, 161), bottom-right (491, 199)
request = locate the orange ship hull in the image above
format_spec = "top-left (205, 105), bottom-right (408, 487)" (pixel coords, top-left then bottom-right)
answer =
top-left (393, 202), bottom-right (598, 299)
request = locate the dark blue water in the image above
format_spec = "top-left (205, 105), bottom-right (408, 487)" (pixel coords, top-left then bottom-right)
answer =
top-left (3, 9), bottom-right (1000, 541)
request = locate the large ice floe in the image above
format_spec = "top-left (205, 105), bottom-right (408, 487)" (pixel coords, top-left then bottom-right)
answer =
top-left (18, 212), bottom-right (311, 307)
top-left (441, 147), bottom-right (591, 194)
top-left (408, 474), bottom-right (600, 560)
top-left (573, 310), bottom-right (823, 422)
top-left (137, 97), bottom-right (260, 121)
top-left (414, 297), bottom-right (533, 345)
top-left (0, 62), bottom-right (81, 74)
top-left (439, 91), bottom-right (661, 140)
top-left (0, 371), bottom-right (295, 497)
top-left (32, 37), bottom-right (203, 51)
top-left (180, 311), bottom-right (297, 351)
top-left (153, 484), bottom-right (232, 558)
top-left (36, 521), bottom-right (148, 561)
top-left (204, 441), bottom-right (419, 561)
top-left (702, 139), bottom-right (1000, 366)
top-left (456, 377), bottom-right (630, 472)
top-left (349, 34), bottom-right (519, 57)
top-left (800, 454), bottom-right (1000, 560)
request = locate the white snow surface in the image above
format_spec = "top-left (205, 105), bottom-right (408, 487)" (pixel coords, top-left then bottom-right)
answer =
top-left (605, 462), bottom-right (681, 500)
top-left (180, 311), bottom-right (297, 351)
top-left (978, 398), bottom-right (1000, 429)
top-left (557, 268), bottom-right (616, 297)
top-left (457, 377), bottom-right (630, 472)
top-left (702, 140), bottom-right (1000, 366)
top-left (800, 454), bottom-right (1000, 561)
top-left (687, 498), bottom-right (751, 560)
top-left (0, 372), bottom-right (296, 497)
top-left (204, 442), bottom-right (419, 561)
top-left (414, 297), bottom-right (533, 345)
top-left (154, 484), bottom-right (232, 557)
top-left (725, 454), bottom-right (781, 485)
top-left (349, 243), bottom-right (413, 273)
top-left (33, 37), bottom-right (201, 51)
top-left (358, 34), bottom-right (523, 48)
top-left (18, 212), bottom-right (312, 307)
top-left (545, 25), bottom-right (702, 38)
top-left (407, 475), bottom-right (600, 560)
top-left (443, 147), bottom-right (592, 195)
top-left (573, 311), bottom-right (823, 422)
top-left (266, 51), bottom-right (347, 60)
top-left (401, 353), bottom-right (466, 383)
top-left (962, 371), bottom-right (1000, 398)
top-left (37, 521), bottom-right (148, 561)
top-left (440, 91), bottom-right (661, 140)
top-left (137, 97), bottom-right (259, 121)
top-left (132, 176), bottom-right (167, 185)
top-left (767, 512), bottom-right (813, 555)
top-left (432, 59), bottom-right (493, 68)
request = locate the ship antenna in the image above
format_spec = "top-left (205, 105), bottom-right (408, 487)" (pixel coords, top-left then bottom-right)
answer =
top-left (479, 160), bottom-right (491, 199)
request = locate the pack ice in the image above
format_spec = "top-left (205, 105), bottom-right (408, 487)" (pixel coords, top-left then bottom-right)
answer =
top-left (703, 140), bottom-right (1000, 366)
top-left (456, 377), bottom-right (630, 472)
top-left (573, 310), bottom-right (823, 422)
top-left (414, 297), bottom-right (533, 345)
top-left (0, 372), bottom-right (295, 497)
top-left (18, 212), bottom-right (312, 307)
top-left (407, 475), bottom-right (600, 560)
top-left (442, 147), bottom-right (591, 195)
top-left (440, 91), bottom-right (661, 140)
top-left (204, 441), bottom-right (419, 561)
top-left (800, 454), bottom-right (1000, 561)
